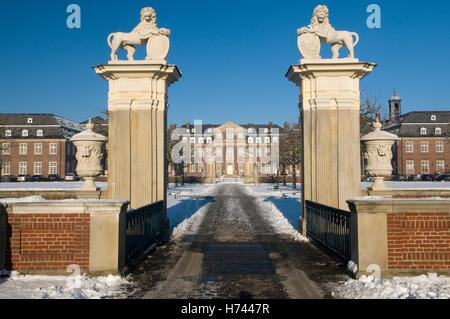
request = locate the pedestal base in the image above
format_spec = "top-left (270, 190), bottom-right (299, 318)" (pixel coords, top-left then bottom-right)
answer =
top-left (367, 177), bottom-right (391, 191)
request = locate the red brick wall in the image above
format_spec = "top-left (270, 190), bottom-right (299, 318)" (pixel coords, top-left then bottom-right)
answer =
top-left (387, 211), bottom-right (450, 271)
top-left (5, 213), bottom-right (90, 273)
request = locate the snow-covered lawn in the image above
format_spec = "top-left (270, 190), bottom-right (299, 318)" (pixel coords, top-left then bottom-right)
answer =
top-left (332, 273), bottom-right (450, 299)
top-left (167, 184), bottom-right (215, 237)
top-left (0, 271), bottom-right (131, 299)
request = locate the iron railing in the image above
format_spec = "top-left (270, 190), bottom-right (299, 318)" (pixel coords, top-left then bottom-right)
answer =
top-left (124, 201), bottom-right (165, 264)
top-left (305, 200), bottom-right (351, 261)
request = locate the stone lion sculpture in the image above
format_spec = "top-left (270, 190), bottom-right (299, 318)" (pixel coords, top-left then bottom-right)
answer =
top-left (298, 5), bottom-right (359, 59)
top-left (108, 7), bottom-right (170, 61)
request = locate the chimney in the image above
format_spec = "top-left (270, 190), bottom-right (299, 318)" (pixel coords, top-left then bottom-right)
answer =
top-left (269, 121), bottom-right (273, 129)
top-left (169, 123), bottom-right (176, 131)
top-left (186, 121), bottom-right (190, 130)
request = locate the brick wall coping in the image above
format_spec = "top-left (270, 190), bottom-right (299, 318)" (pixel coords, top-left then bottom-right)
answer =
top-left (1, 198), bottom-right (129, 215)
top-left (347, 197), bottom-right (450, 214)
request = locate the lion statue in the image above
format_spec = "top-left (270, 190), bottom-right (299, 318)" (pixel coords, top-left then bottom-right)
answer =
top-left (107, 7), bottom-right (170, 61)
top-left (298, 5), bottom-right (359, 59)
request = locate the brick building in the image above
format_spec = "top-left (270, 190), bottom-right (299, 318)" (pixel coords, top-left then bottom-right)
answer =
top-left (383, 94), bottom-right (450, 177)
top-left (0, 114), bottom-right (83, 181)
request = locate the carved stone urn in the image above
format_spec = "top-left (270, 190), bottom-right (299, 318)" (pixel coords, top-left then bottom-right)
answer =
top-left (361, 118), bottom-right (398, 191)
top-left (71, 119), bottom-right (107, 191)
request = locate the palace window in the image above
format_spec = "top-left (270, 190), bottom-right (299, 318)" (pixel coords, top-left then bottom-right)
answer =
top-left (27, 118), bottom-right (33, 124)
top-left (436, 141), bottom-right (444, 153)
top-left (406, 160), bottom-right (414, 174)
top-left (420, 128), bottom-right (427, 135)
top-left (22, 130), bottom-right (29, 137)
top-left (34, 162), bottom-right (42, 175)
top-left (406, 141), bottom-right (413, 153)
top-left (435, 127), bottom-right (442, 135)
top-left (50, 143), bottom-right (57, 154)
top-left (256, 137), bottom-right (262, 144)
top-left (437, 160), bottom-right (445, 174)
top-left (206, 137), bottom-right (212, 144)
top-left (19, 162), bottom-right (27, 175)
top-left (34, 143), bottom-right (42, 155)
top-left (19, 143), bottom-right (27, 154)
top-left (5, 130), bottom-right (11, 137)
top-left (264, 137), bottom-right (270, 144)
top-left (2, 143), bottom-right (10, 155)
top-left (49, 162), bottom-right (57, 174)
top-left (421, 141), bottom-right (428, 153)
top-left (272, 137), bottom-right (279, 143)
top-left (37, 129), bottom-right (44, 137)
top-left (2, 162), bottom-right (10, 176)
top-left (431, 115), bottom-right (436, 121)
top-left (421, 160), bottom-right (429, 174)
top-left (248, 137), bottom-right (253, 144)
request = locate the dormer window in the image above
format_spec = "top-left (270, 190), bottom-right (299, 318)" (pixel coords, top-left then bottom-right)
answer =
top-left (37, 130), bottom-right (44, 137)
top-left (191, 128), bottom-right (196, 133)
top-left (264, 128), bottom-right (269, 133)
top-left (248, 128), bottom-right (253, 133)
top-left (435, 127), bottom-right (442, 135)
top-left (420, 128), bottom-right (427, 135)
top-left (27, 118), bottom-right (33, 124)
top-left (431, 115), bottom-right (436, 121)
top-left (5, 130), bottom-right (12, 137)
top-left (22, 129), bottom-right (29, 137)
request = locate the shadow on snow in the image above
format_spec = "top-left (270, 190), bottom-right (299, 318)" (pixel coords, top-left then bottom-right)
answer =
top-left (263, 197), bottom-right (302, 230)
top-left (167, 196), bottom-right (213, 233)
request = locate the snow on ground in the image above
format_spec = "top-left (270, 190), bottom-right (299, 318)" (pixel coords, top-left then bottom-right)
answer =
top-left (0, 271), bottom-right (131, 299)
top-left (245, 184), bottom-right (308, 242)
top-left (332, 273), bottom-right (450, 299)
top-left (0, 181), bottom-right (107, 191)
top-left (167, 184), bottom-right (215, 237)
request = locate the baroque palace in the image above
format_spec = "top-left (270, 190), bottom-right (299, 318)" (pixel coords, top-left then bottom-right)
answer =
top-left (168, 121), bottom-right (301, 183)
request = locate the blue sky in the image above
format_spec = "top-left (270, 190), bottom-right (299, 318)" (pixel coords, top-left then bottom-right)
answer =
top-left (0, 0), bottom-right (449, 126)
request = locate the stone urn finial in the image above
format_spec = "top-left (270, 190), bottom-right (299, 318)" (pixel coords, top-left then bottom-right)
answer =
top-left (71, 118), bottom-right (108, 191)
top-left (361, 117), bottom-right (398, 191)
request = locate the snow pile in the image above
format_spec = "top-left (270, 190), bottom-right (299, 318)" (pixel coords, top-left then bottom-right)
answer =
top-left (333, 273), bottom-right (450, 299)
top-left (171, 202), bottom-right (212, 239)
top-left (0, 272), bottom-right (131, 299)
top-left (245, 185), bottom-right (308, 242)
top-left (347, 261), bottom-right (358, 274)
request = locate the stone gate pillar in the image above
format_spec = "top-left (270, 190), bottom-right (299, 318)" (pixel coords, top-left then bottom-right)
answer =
top-left (93, 7), bottom-right (181, 209)
top-left (94, 63), bottom-right (181, 208)
top-left (287, 61), bottom-right (376, 234)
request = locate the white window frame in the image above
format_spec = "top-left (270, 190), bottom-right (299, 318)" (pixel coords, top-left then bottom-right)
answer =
top-left (421, 160), bottom-right (429, 174)
top-left (34, 143), bottom-right (42, 155)
top-left (421, 141), bottom-right (429, 153)
top-left (37, 129), bottom-right (44, 137)
top-left (27, 118), bottom-right (33, 124)
top-left (405, 141), bottom-right (413, 153)
top-left (436, 141), bottom-right (444, 153)
top-left (431, 115), bottom-right (436, 121)
top-left (22, 130), bottom-right (29, 137)
top-left (34, 162), bottom-right (42, 175)
top-left (5, 130), bottom-right (11, 137)
top-left (406, 160), bottom-right (414, 174)
top-left (2, 162), bottom-right (10, 176)
top-left (437, 160), bottom-right (445, 174)
top-left (50, 143), bottom-right (57, 154)
top-left (435, 127), bottom-right (442, 135)
top-left (49, 162), bottom-right (57, 174)
top-left (420, 128), bottom-right (427, 135)
top-left (19, 143), bottom-right (27, 154)
top-left (19, 162), bottom-right (27, 175)
top-left (2, 143), bottom-right (10, 155)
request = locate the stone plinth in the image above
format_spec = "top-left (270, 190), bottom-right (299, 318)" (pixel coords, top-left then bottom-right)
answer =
top-left (93, 62), bottom-right (181, 209)
top-left (286, 60), bottom-right (376, 234)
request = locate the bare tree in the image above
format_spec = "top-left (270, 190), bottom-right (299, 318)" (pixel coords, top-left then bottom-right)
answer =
top-left (280, 123), bottom-right (302, 189)
top-left (360, 95), bottom-right (387, 136)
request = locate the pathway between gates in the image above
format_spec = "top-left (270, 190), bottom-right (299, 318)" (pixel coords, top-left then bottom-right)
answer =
top-left (125, 184), bottom-right (349, 299)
